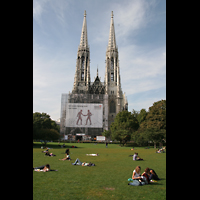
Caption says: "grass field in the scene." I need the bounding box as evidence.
[33,142,166,200]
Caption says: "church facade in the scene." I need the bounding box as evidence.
[60,11,128,140]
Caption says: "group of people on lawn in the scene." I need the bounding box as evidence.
[34,147,161,186]
[128,166,160,186]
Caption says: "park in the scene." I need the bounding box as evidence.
[33,142,166,200]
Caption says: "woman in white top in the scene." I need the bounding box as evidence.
[132,166,141,180]
[128,166,144,186]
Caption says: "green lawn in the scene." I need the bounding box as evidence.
[33,142,166,200]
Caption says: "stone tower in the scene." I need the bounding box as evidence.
[104,11,128,126]
[72,10,90,94]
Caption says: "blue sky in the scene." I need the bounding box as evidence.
[33,0,166,121]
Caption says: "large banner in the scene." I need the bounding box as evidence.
[65,103,103,128]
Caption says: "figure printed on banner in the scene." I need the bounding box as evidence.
[76,109,92,125]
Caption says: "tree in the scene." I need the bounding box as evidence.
[110,110,139,145]
[33,112,61,144]
[33,112,52,132]
[132,109,139,118]
[136,109,147,124]
[138,100,166,148]
[131,131,148,147]
[38,129,60,146]
[102,130,111,141]
[112,129,131,146]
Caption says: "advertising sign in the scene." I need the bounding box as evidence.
[96,136,105,141]
[65,103,103,128]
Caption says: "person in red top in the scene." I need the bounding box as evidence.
[141,167,150,184]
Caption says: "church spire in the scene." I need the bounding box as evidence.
[79,10,89,49]
[107,11,117,50]
[72,10,90,94]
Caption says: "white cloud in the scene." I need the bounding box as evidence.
[33,0,49,25]
[119,44,166,96]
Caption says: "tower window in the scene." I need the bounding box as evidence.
[111,58,114,69]
[81,57,84,69]
[111,73,114,81]
[81,72,84,81]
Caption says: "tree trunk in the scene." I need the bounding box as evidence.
[154,142,156,149]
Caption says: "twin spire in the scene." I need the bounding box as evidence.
[79,10,116,50]
[74,10,120,95]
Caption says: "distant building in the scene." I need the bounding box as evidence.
[60,11,128,140]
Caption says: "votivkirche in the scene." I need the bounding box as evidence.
[60,11,128,140]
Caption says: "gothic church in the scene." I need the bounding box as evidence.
[60,11,128,139]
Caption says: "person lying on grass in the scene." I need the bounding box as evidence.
[33,164,58,172]
[156,148,165,153]
[45,151,56,156]
[71,158,95,166]
[42,147,49,153]
[86,154,99,156]
[59,153,71,161]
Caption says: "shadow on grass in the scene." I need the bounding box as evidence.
[149,182,163,185]
[33,143,84,149]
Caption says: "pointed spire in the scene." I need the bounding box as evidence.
[97,65,98,76]
[107,11,117,50]
[79,10,88,48]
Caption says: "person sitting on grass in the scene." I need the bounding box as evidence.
[133,153,143,161]
[71,158,95,166]
[59,153,71,161]
[128,166,145,186]
[33,164,58,172]
[149,169,160,180]
[141,168,150,184]
[65,148,70,154]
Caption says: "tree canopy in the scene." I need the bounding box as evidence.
[109,100,166,147]
[33,112,60,145]
[110,110,139,145]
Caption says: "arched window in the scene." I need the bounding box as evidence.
[111,57,114,69]
[110,100,116,113]
[81,72,84,81]
[81,56,85,69]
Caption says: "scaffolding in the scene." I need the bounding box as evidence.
[60,93,108,140]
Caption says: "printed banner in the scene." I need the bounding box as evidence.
[65,103,103,128]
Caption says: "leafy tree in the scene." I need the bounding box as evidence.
[33,112,51,131]
[102,130,111,141]
[138,100,166,148]
[38,129,60,146]
[131,131,148,147]
[110,111,139,145]
[132,109,139,118]
[112,129,131,146]
[33,112,60,144]
[136,109,147,124]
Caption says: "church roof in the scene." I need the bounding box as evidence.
[89,68,105,94]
